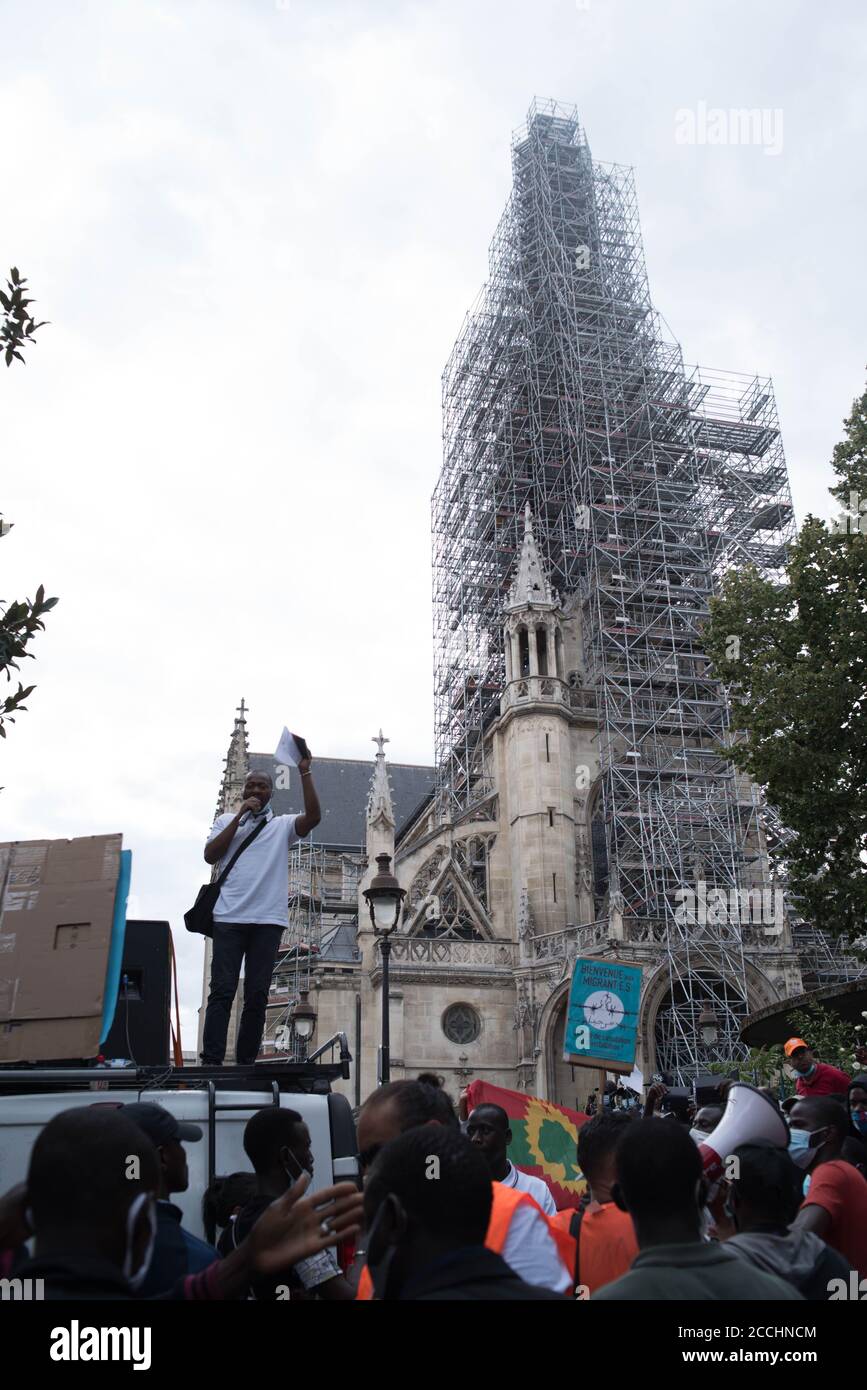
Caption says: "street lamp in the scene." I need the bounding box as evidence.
[290,988,317,1059]
[698,1008,718,1048]
[363,852,406,1084]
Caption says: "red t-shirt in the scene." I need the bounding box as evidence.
[802,1160,867,1277]
[795,1062,852,1097]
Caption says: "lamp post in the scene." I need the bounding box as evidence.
[363,852,406,1085]
[698,1008,719,1049]
[290,988,317,1061]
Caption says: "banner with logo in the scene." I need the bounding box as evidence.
[564,956,642,1073]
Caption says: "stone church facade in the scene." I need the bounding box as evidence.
[198,512,802,1109]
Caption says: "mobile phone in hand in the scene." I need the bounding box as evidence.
[293,733,312,762]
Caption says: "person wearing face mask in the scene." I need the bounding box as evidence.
[846,1074,867,1151]
[790,1097,867,1278]
[2,1106,363,1300]
[591,1119,803,1300]
[231,1106,355,1300]
[720,1140,852,1300]
[200,760,321,1067]
[120,1102,219,1297]
[784,1038,851,1098]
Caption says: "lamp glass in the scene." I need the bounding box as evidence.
[371,894,400,932]
[293,1016,315,1040]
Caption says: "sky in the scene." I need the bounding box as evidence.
[2,0,865,1048]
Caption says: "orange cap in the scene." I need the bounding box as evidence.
[784,1037,809,1057]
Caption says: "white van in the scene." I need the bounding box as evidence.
[0,1064,359,1244]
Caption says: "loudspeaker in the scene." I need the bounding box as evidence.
[101,920,171,1066]
[698,1082,789,1181]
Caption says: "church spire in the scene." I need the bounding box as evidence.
[504,504,558,612]
[365,728,396,866]
[367,729,395,830]
[217,697,250,815]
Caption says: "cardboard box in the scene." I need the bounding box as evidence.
[0,834,124,1062]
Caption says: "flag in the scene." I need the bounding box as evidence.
[466,1080,588,1210]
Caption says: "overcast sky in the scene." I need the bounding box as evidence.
[2,0,865,1047]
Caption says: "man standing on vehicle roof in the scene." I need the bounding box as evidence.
[200,757,321,1067]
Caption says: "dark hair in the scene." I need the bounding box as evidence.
[417,1072,445,1089]
[242,1107,303,1173]
[364,1079,459,1132]
[468,1103,509,1131]
[729,1140,802,1224]
[365,1127,492,1246]
[576,1110,634,1182]
[615,1118,702,1218]
[203,1171,259,1229]
[792,1097,849,1137]
[28,1106,160,1239]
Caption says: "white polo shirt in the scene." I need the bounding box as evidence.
[500,1161,558,1217]
[207,807,302,928]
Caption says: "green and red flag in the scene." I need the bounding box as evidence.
[467,1080,588,1211]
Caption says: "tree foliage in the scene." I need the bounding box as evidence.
[1,268,56,743]
[703,378,867,944]
[713,1002,866,1093]
[0,266,48,366]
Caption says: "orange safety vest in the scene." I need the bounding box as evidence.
[355,1182,574,1299]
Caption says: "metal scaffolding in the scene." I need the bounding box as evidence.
[262,841,326,1060]
[432,98,860,1079]
[261,843,364,1060]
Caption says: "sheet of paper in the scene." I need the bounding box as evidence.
[275,726,303,767]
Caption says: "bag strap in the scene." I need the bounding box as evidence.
[569,1194,590,1288]
[213,815,269,890]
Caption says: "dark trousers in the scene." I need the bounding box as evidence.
[201,922,284,1065]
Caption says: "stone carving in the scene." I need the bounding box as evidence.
[517,887,534,941]
[514,978,542,1041]
[388,938,515,969]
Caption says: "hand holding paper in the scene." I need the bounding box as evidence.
[275,727,311,768]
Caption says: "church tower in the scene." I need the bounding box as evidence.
[500,506,577,936]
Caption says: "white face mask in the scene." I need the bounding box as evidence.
[123,1193,158,1291]
[689,1128,710,1146]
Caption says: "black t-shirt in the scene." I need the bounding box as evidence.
[221,1196,304,1300]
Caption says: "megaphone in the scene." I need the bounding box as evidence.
[698,1082,789,1182]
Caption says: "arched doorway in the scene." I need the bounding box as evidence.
[548,995,596,1112]
[653,971,749,1079]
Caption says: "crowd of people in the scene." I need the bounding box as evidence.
[1,1043,865,1302]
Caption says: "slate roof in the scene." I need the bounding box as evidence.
[319,921,362,963]
[248,752,436,851]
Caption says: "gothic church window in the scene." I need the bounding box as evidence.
[442,1003,482,1045]
[419,879,485,940]
[518,627,530,676]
